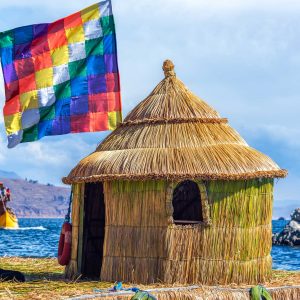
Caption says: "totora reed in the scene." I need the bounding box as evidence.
[63,60,287,285]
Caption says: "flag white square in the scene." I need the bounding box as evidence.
[84,20,103,40]
[38,87,56,107]
[21,109,40,129]
[53,64,70,85]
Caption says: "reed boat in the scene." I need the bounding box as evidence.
[0,209,19,229]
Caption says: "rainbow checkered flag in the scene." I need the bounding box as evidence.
[0,1,122,148]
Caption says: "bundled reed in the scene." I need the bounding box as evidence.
[63,60,287,286]
[63,61,286,184]
[98,179,274,285]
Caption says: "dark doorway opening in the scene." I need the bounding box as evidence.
[82,182,105,279]
[172,180,203,225]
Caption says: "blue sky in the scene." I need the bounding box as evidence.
[0,0,299,217]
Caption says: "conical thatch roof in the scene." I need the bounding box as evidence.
[63,60,287,184]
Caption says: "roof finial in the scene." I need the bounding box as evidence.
[163,60,176,78]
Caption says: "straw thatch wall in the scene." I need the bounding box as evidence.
[99,178,273,284]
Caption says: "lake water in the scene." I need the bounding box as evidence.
[0,219,299,271]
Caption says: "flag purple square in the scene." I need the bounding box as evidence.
[52,116,71,135]
[104,54,118,73]
[3,63,18,83]
[70,95,89,115]
[88,75,107,94]
[33,24,49,39]
[14,42,32,60]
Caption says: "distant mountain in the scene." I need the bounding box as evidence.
[0,178,70,218]
[0,170,21,180]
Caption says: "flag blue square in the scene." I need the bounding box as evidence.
[87,55,106,75]
[14,25,34,45]
[71,76,89,96]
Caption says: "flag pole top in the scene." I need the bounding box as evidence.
[163,59,176,78]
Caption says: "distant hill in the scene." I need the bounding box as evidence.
[0,170,21,180]
[0,177,70,218]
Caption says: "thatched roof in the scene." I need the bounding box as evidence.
[63,60,287,184]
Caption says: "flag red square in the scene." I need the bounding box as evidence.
[3,95,21,115]
[5,80,19,101]
[64,12,83,29]
[106,73,120,92]
[19,73,36,94]
[31,36,50,56]
[48,19,65,34]
[14,57,35,79]
[71,113,90,133]
[88,93,108,113]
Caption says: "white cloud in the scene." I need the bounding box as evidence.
[0,0,299,215]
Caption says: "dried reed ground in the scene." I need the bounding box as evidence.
[0,258,299,300]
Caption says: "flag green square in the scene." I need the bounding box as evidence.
[0,30,14,48]
[68,59,87,79]
[100,16,115,36]
[54,81,71,100]
[85,39,104,56]
[40,105,56,121]
[22,125,38,142]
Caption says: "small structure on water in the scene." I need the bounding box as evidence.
[63,60,287,284]
[0,182,18,229]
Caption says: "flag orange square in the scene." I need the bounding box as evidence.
[33,52,53,71]
[48,31,68,50]
[91,112,108,131]
[107,92,121,111]
[19,73,36,94]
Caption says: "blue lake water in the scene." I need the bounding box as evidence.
[0,219,299,271]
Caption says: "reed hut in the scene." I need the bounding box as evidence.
[63,60,287,285]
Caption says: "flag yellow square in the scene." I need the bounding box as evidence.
[80,4,100,23]
[20,90,39,110]
[35,68,53,89]
[51,45,69,67]
[4,113,22,134]
[66,26,85,44]
[108,111,122,130]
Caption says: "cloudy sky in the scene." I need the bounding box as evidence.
[0,0,299,217]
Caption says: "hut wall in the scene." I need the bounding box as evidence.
[101,180,168,283]
[100,179,273,285]
[162,178,274,284]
